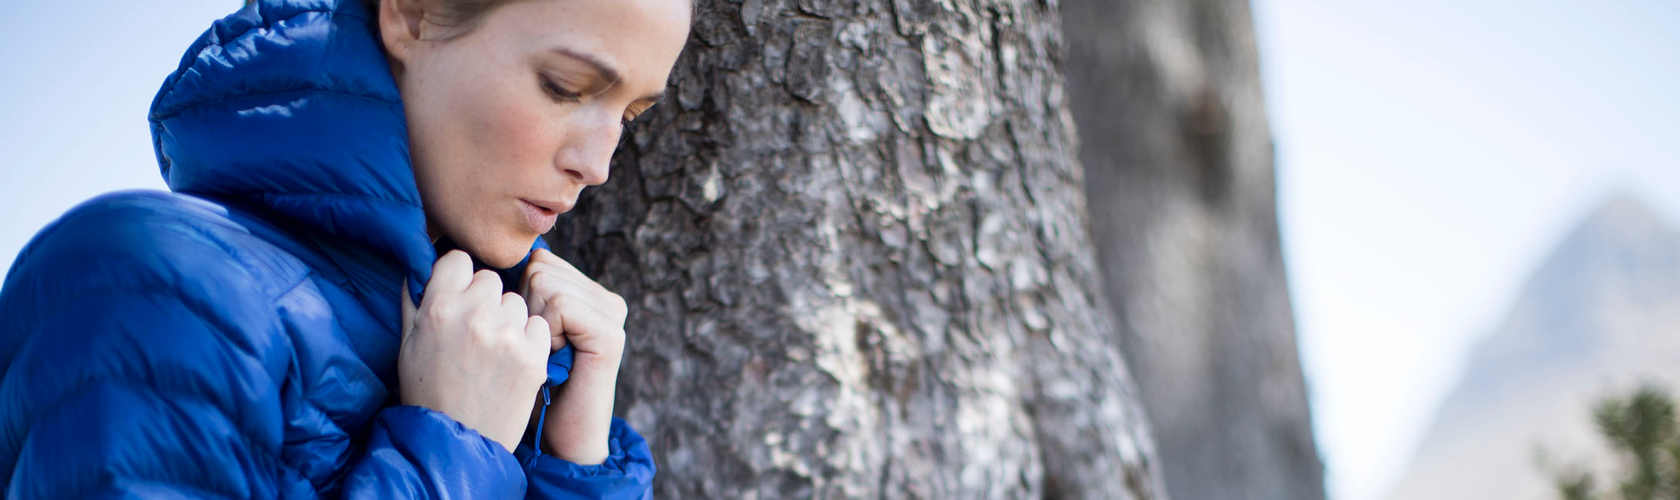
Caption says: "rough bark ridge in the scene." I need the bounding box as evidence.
[547,0,1165,497]
[1059,0,1326,499]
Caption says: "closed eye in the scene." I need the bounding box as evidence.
[539,75,581,103]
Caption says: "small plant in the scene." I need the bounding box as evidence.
[1545,384,1680,500]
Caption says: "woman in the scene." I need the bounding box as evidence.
[0,0,689,497]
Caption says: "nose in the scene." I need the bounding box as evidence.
[555,115,618,186]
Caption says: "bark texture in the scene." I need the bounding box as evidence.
[1059,0,1326,499]
[546,0,1166,498]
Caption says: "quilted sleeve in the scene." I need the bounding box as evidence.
[0,282,527,499]
[516,417,657,500]
[340,405,526,498]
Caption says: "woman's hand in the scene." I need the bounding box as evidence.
[399,250,551,453]
[521,248,628,465]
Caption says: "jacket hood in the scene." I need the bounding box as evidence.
[149,0,437,299]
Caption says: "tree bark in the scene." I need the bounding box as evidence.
[547,0,1166,498]
[1059,0,1327,499]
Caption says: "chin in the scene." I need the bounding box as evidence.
[460,232,537,269]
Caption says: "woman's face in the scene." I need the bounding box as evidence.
[381,0,690,268]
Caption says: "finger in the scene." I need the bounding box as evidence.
[546,266,620,303]
[464,269,505,305]
[423,250,475,307]
[551,298,622,348]
[532,272,627,326]
[521,249,551,297]
[551,327,569,353]
[524,272,549,313]
[527,269,629,356]
[526,270,602,311]
[540,301,567,352]
[520,265,535,299]
[524,315,553,353]
[557,302,613,335]
[501,292,528,327]
[529,248,589,282]
[529,247,562,267]
[525,272,570,339]
[535,290,568,350]
[526,257,622,317]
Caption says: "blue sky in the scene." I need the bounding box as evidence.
[1,2,1677,500]
[0,1,228,267]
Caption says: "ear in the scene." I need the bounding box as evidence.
[377,0,429,69]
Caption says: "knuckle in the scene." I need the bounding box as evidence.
[493,331,518,353]
[511,347,545,375]
[422,303,459,327]
[465,299,494,321]
[520,349,546,371]
[468,332,494,352]
[468,319,498,344]
[419,302,447,322]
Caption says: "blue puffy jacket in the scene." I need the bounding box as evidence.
[0,0,655,497]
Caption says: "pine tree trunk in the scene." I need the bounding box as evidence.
[1059,0,1327,499]
[547,0,1166,498]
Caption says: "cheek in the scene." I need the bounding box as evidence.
[467,90,557,184]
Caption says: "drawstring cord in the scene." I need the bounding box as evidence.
[530,345,574,460]
[533,385,552,458]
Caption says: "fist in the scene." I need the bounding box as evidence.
[520,248,628,362]
[399,250,551,452]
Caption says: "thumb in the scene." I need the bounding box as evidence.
[401,281,417,341]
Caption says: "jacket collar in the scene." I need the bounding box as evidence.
[149,0,534,303]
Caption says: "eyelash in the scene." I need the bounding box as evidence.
[539,75,581,103]
[541,75,639,127]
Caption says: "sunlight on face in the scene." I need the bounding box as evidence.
[388,0,691,267]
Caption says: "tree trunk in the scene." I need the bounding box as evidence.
[547,0,1166,498]
[1059,0,1327,499]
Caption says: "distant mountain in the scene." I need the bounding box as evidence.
[1387,197,1680,500]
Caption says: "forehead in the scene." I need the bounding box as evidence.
[476,0,691,86]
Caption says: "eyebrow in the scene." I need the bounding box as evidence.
[551,47,666,103]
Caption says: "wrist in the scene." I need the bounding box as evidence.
[539,351,619,465]
[540,393,612,464]
[572,349,623,372]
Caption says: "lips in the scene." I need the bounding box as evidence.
[523,198,570,214]
[519,199,564,234]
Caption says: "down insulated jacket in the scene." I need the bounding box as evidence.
[0,0,655,497]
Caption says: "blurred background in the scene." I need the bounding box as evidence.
[1253,1,1680,499]
[2,1,1677,499]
